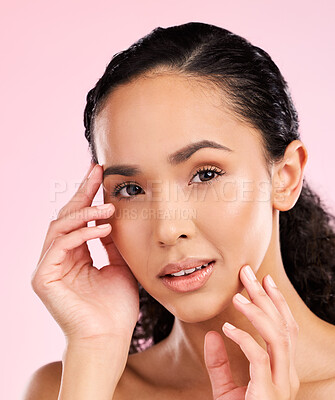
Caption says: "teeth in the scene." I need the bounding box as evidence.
[170,262,211,277]
[171,270,187,277]
[184,268,196,274]
[171,268,195,277]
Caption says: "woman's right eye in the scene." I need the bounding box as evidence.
[112,182,144,200]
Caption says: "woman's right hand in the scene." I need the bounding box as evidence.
[31,163,139,345]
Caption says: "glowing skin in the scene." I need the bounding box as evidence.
[95,74,273,321]
[93,73,335,393]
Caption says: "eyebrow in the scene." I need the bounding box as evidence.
[102,140,233,179]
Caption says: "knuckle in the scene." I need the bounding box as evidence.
[48,219,58,231]
[47,219,66,241]
[52,235,60,244]
[276,320,291,347]
[280,316,290,331]
[57,207,66,219]
[291,319,300,336]
[279,331,290,348]
[257,350,270,365]
[52,236,62,249]
[277,314,289,331]
[252,283,267,299]
[30,272,41,292]
[30,274,37,290]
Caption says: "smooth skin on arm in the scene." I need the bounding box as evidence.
[58,338,130,400]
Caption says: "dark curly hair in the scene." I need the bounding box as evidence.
[83,22,335,354]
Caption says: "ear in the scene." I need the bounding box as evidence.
[272,140,308,211]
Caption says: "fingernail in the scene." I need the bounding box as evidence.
[244,265,256,281]
[223,322,236,331]
[266,274,277,288]
[235,293,251,304]
[97,223,110,229]
[97,203,113,210]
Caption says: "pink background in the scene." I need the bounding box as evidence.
[1,1,334,398]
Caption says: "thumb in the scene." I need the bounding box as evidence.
[204,331,237,399]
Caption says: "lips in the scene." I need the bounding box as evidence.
[158,257,216,277]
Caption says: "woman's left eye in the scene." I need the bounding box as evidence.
[190,166,226,184]
[111,166,226,200]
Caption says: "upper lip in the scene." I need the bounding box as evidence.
[158,257,215,277]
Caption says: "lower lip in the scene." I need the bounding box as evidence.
[160,261,215,293]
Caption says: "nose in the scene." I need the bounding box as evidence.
[155,222,192,246]
[150,182,197,246]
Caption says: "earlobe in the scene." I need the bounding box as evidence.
[272,140,308,211]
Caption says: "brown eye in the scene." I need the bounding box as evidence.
[190,166,225,184]
[112,182,144,200]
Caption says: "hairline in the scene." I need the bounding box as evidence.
[91,68,274,180]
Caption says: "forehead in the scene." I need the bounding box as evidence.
[93,73,264,165]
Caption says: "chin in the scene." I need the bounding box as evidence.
[167,292,232,324]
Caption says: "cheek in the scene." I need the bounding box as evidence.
[109,212,149,277]
[193,178,273,268]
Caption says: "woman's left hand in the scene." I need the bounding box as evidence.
[204,264,300,399]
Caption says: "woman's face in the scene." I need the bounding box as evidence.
[94,73,274,322]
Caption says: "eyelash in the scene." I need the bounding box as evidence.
[111,165,226,200]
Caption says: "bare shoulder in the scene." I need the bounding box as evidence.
[22,359,138,400]
[23,361,62,400]
[297,320,335,399]
[22,353,149,400]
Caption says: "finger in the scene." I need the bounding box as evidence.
[38,164,102,264]
[81,161,96,187]
[204,331,236,399]
[232,291,290,389]
[222,323,273,390]
[57,163,102,218]
[32,224,112,285]
[240,265,283,324]
[262,274,299,358]
[47,203,114,248]
[263,275,300,395]
[74,161,96,195]
[239,265,293,389]
[61,161,96,214]
[38,201,114,266]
